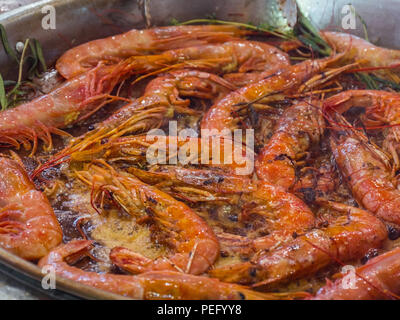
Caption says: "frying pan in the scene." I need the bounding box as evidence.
[0,0,398,299]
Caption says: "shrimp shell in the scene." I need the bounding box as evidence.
[0,156,62,260]
[57,25,250,79]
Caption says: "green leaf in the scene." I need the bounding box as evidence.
[0,74,8,111]
[27,39,38,78]
[170,18,180,26]
[295,9,332,56]
[34,39,47,72]
[0,24,19,64]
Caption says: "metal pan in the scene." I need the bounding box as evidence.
[0,0,398,299]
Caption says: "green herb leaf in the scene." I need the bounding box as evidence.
[0,24,19,64]
[34,39,47,72]
[0,74,8,111]
[294,10,332,56]
[27,39,38,78]
[170,18,180,26]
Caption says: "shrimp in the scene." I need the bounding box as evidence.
[78,39,290,138]
[0,156,62,260]
[65,134,255,202]
[75,162,219,275]
[237,182,316,250]
[311,247,400,300]
[77,135,313,252]
[56,25,250,79]
[127,166,254,202]
[4,40,288,155]
[210,202,386,287]
[322,31,400,79]
[200,54,352,133]
[32,70,236,177]
[38,240,293,300]
[255,100,325,189]
[323,90,400,169]
[329,112,400,226]
[0,64,127,154]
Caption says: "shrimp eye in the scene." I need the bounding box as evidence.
[387,224,400,240]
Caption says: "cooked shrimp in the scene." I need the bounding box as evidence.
[79,136,313,253]
[0,64,128,154]
[324,90,400,169]
[76,40,290,142]
[76,162,219,275]
[255,100,325,189]
[329,112,400,226]
[322,31,400,79]
[32,70,237,177]
[5,40,288,155]
[201,54,351,133]
[57,25,250,79]
[65,134,255,202]
[38,240,291,300]
[0,156,62,260]
[311,247,400,300]
[210,202,386,287]
[203,181,316,272]
[127,166,254,202]
[239,182,316,250]
[68,134,253,174]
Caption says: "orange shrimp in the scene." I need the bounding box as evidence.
[322,31,400,78]
[311,247,400,300]
[67,134,255,199]
[329,112,400,226]
[127,166,254,202]
[0,64,127,154]
[239,182,316,250]
[201,180,315,259]
[4,40,288,155]
[0,156,62,260]
[210,202,387,287]
[75,162,219,275]
[255,100,325,189]
[323,90,400,169]
[32,70,237,177]
[38,240,297,300]
[56,25,250,79]
[200,54,351,133]
[77,136,314,254]
[107,173,315,255]
[78,40,290,140]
